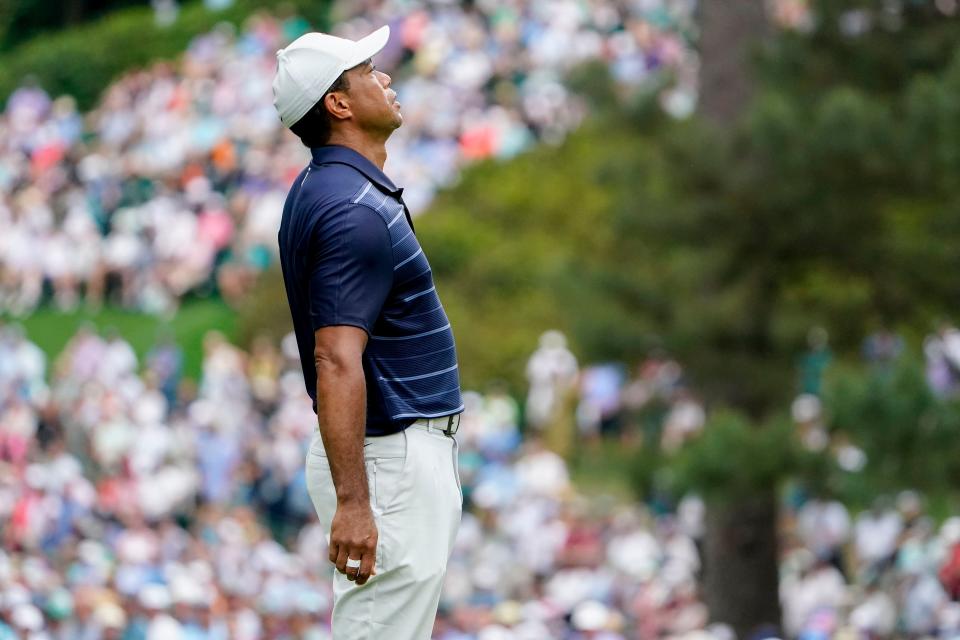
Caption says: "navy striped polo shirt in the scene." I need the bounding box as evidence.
[278,145,463,436]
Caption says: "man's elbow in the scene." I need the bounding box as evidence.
[313,325,367,378]
[313,347,358,377]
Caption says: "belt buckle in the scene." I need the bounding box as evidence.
[442,413,460,436]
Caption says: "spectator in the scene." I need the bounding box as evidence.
[854,501,904,580]
[799,326,832,397]
[796,498,850,575]
[862,327,904,370]
[525,330,579,431]
[925,322,960,397]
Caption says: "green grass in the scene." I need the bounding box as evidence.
[3,298,237,381]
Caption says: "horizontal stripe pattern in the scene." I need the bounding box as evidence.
[392,404,467,420]
[394,247,423,270]
[381,363,459,383]
[371,323,450,342]
[352,181,463,423]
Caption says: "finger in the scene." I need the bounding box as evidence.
[328,540,339,566]
[345,550,363,583]
[355,549,376,586]
[335,545,349,574]
[346,560,360,582]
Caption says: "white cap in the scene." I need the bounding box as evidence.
[273,26,390,128]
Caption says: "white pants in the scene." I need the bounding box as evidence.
[305,423,462,639]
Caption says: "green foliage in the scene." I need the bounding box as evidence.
[0,0,329,110]
[825,361,960,499]
[627,361,960,509]
[416,112,677,391]
[568,437,640,502]
[632,411,830,502]
[0,0,143,53]
[759,0,960,101]
[902,50,960,192]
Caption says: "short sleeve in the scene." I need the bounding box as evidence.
[307,204,393,334]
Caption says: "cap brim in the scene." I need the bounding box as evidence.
[346,25,390,69]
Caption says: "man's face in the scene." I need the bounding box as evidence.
[343,60,402,136]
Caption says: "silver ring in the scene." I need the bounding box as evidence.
[346,557,361,570]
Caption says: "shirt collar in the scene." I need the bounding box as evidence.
[310,145,403,198]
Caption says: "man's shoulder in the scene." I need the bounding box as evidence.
[302,160,372,206]
[282,162,373,232]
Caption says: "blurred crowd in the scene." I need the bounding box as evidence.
[0,321,706,640]
[0,0,697,316]
[0,14,304,317]
[524,329,704,452]
[779,491,960,640]
[6,323,960,638]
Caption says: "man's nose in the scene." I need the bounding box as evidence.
[376,70,392,88]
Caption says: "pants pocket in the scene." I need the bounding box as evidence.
[372,429,410,514]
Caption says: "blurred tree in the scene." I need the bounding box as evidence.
[636,4,960,633]
[762,0,960,100]
[0,0,332,52]
[699,0,770,124]
[695,1,780,625]
[1,0,139,52]
[825,361,960,503]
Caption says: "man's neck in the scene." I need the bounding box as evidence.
[326,131,388,170]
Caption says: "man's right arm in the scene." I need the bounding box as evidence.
[314,324,378,585]
[306,203,394,586]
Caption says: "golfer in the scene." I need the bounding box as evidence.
[273,26,464,639]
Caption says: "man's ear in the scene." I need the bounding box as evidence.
[324,91,351,122]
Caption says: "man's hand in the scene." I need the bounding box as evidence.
[329,500,378,585]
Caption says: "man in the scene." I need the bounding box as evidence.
[272,26,464,639]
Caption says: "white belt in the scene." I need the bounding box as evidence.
[410,413,461,436]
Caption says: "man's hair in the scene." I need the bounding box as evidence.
[289,72,351,148]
